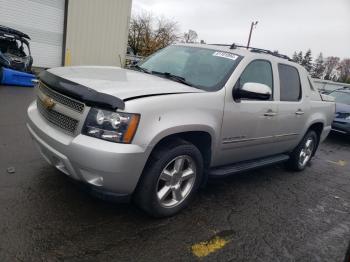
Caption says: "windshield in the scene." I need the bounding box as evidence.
[138,45,242,91]
[329,91,350,105]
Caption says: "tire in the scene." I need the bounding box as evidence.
[134,139,204,217]
[286,130,319,171]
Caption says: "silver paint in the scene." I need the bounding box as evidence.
[26,44,335,196]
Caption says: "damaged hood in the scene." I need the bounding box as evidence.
[47,66,203,100]
[0,25,30,40]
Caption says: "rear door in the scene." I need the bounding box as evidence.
[275,64,308,151]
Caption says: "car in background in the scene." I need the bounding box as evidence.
[0,25,33,73]
[329,87,350,135]
[125,46,143,68]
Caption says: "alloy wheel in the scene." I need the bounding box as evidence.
[298,137,315,168]
[156,155,197,208]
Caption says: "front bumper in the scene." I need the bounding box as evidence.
[27,101,149,198]
[332,120,350,135]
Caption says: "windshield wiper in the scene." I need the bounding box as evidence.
[151,71,194,87]
[131,65,151,74]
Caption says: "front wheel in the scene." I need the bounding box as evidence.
[286,130,318,171]
[134,139,204,217]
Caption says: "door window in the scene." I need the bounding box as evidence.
[239,60,273,93]
[278,64,302,101]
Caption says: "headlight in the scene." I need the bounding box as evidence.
[336,112,350,120]
[82,108,140,143]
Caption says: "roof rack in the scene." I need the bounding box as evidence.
[209,43,293,62]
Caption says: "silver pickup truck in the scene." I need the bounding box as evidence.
[27,44,334,217]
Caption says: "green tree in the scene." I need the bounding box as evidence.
[297,51,303,64]
[301,49,313,72]
[311,53,325,78]
[292,51,298,62]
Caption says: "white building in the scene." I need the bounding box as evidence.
[0,0,132,68]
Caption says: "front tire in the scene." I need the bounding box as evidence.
[134,139,204,217]
[287,130,318,171]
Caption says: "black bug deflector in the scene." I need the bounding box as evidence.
[39,70,125,110]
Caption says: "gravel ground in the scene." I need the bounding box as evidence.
[0,86,349,262]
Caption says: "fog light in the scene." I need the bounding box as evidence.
[81,170,104,187]
[53,157,69,176]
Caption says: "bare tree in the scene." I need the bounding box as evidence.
[128,13,179,57]
[323,56,340,80]
[183,29,198,43]
[128,13,154,56]
[339,58,350,83]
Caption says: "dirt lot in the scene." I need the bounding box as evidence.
[0,86,349,262]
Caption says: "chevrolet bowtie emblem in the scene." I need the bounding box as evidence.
[42,95,55,110]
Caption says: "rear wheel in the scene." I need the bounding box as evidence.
[134,139,203,217]
[286,130,318,171]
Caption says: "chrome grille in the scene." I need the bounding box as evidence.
[37,99,79,134]
[38,81,85,113]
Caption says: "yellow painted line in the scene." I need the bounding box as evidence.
[191,236,230,258]
[326,160,347,167]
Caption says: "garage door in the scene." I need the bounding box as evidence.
[0,0,65,68]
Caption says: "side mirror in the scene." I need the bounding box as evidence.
[235,82,272,100]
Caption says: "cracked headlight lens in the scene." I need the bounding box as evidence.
[82,108,140,143]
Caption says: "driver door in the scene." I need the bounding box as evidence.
[216,59,280,166]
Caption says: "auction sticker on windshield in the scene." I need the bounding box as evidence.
[213,52,238,61]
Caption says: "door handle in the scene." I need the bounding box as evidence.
[264,110,277,117]
[295,110,305,115]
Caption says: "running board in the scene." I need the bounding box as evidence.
[208,154,290,177]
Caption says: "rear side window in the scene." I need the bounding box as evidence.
[278,64,301,101]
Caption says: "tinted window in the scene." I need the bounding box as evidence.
[239,60,273,92]
[279,64,301,101]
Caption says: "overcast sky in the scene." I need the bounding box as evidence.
[132,0,350,59]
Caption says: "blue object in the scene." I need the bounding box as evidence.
[0,67,36,87]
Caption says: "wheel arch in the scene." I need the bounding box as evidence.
[303,111,327,141]
[136,129,214,192]
[148,130,214,169]
[305,121,324,156]
[307,122,324,138]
